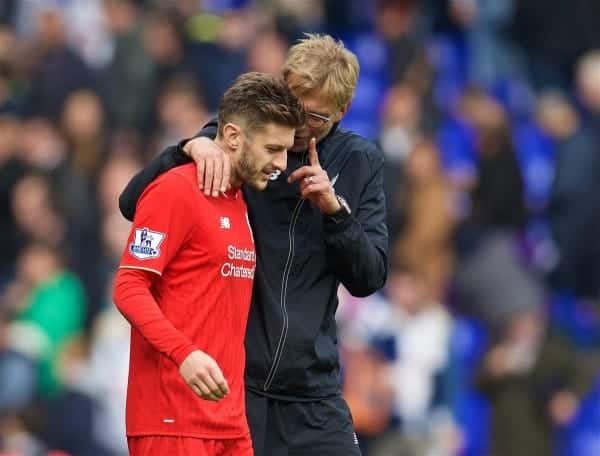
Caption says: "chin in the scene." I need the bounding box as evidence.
[247,178,268,191]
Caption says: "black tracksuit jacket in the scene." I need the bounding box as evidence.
[119,121,388,400]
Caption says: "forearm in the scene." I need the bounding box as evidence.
[118,119,219,221]
[324,217,388,296]
[119,144,190,221]
[324,161,389,296]
[113,269,197,365]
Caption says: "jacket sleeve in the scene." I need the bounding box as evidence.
[323,149,388,297]
[118,119,219,221]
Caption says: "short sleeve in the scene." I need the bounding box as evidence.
[119,173,195,275]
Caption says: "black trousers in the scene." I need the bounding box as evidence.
[246,388,362,456]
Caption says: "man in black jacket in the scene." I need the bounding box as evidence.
[119,34,388,456]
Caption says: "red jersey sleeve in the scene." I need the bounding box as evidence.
[115,172,198,366]
[113,268,197,365]
[119,172,195,276]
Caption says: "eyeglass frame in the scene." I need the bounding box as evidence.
[305,111,332,127]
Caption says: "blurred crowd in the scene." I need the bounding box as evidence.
[0,0,599,455]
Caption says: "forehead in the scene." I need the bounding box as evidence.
[295,90,336,114]
[251,122,295,145]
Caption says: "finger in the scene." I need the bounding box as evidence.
[216,378,229,396]
[192,380,211,398]
[298,174,319,194]
[194,379,223,401]
[200,373,225,398]
[190,383,205,398]
[204,159,214,196]
[191,386,219,401]
[288,165,320,184]
[212,157,223,197]
[208,365,229,396]
[301,182,330,200]
[197,157,206,191]
[308,137,320,167]
[221,153,231,193]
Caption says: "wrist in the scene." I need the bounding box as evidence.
[324,194,351,224]
[177,137,194,158]
[322,198,342,215]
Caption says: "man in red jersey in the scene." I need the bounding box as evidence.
[112,72,304,456]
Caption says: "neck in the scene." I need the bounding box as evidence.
[214,137,242,189]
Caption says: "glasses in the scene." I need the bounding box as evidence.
[306,111,332,128]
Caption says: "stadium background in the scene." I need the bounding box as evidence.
[0,0,599,454]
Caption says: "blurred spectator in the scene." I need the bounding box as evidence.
[510,0,592,89]
[0,410,48,456]
[375,0,423,82]
[61,89,106,178]
[11,173,66,249]
[475,309,597,456]
[142,10,188,90]
[17,118,99,317]
[184,8,250,110]
[342,263,455,456]
[247,28,288,75]
[88,304,131,455]
[27,6,96,120]
[6,242,86,399]
[153,75,209,152]
[393,139,456,299]
[456,88,526,249]
[104,0,157,130]
[0,1,17,25]
[0,2,598,454]
[0,110,26,285]
[65,0,114,69]
[263,0,324,39]
[379,83,420,242]
[97,155,141,216]
[454,230,545,333]
[538,92,600,296]
[0,307,36,414]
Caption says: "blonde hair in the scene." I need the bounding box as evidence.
[283,33,359,110]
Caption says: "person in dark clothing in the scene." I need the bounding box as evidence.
[119,34,388,456]
[475,309,597,456]
[27,8,96,121]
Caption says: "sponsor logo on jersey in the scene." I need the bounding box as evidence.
[220,217,231,229]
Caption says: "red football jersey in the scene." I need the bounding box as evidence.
[117,163,255,439]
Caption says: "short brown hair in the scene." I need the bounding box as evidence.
[217,72,305,137]
[283,34,359,110]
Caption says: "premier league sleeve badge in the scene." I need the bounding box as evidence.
[129,227,166,260]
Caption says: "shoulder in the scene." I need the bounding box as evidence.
[141,163,199,202]
[333,128,384,168]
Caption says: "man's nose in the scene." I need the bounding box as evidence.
[272,150,287,171]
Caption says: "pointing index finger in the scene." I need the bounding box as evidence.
[308,137,320,167]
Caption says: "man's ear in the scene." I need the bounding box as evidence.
[336,103,351,121]
[222,122,241,150]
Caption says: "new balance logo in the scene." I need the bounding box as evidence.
[220,217,231,229]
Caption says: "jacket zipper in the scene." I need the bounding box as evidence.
[263,153,307,391]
